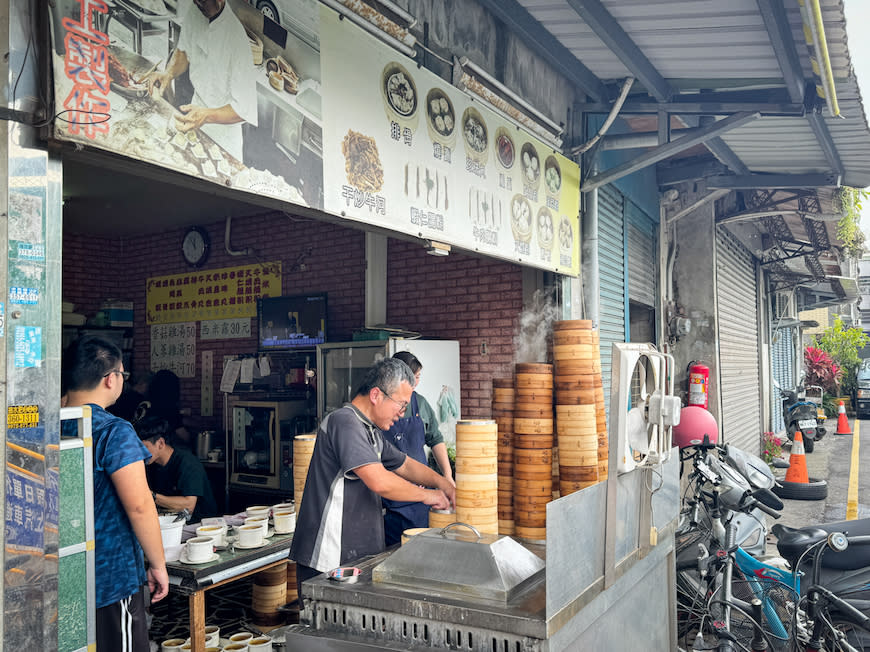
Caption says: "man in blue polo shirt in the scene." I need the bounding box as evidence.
[63,337,169,652]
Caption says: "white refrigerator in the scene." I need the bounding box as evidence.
[316,339,461,445]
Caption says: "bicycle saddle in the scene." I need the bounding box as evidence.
[773,522,870,571]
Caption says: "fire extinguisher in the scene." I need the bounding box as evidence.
[687,361,710,409]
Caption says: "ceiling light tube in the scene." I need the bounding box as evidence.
[321,0,417,58]
[457,56,563,140]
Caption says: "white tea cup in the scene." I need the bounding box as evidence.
[272,502,294,513]
[228,631,254,646]
[184,536,214,563]
[161,639,186,651]
[247,635,272,652]
[245,505,270,518]
[272,510,295,534]
[245,515,270,537]
[222,645,247,652]
[237,524,264,547]
[204,625,220,643]
[196,525,225,547]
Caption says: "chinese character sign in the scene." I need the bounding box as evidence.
[61,0,111,139]
[146,262,282,324]
[150,323,197,378]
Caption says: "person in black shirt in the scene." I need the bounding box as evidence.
[135,415,218,523]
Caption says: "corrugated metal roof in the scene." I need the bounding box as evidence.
[515,0,870,188]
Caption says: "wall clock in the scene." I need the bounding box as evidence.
[182,226,210,268]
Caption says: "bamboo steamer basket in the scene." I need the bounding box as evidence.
[553,331,595,345]
[401,527,429,545]
[558,450,599,466]
[514,464,552,481]
[559,466,598,482]
[513,433,554,449]
[513,406,553,419]
[492,389,515,402]
[557,435,599,452]
[514,448,553,465]
[556,404,596,417]
[513,418,554,435]
[456,420,498,441]
[554,389,597,405]
[514,510,547,528]
[455,458,498,474]
[552,344,599,361]
[553,319,593,331]
[515,525,547,542]
[493,377,515,388]
[252,561,288,626]
[293,433,317,511]
[560,480,596,496]
[515,362,553,375]
[499,519,515,535]
[455,471,498,488]
[457,440,498,457]
[429,508,457,528]
[515,374,553,389]
[514,389,553,405]
[455,492,498,508]
[556,360,602,374]
[513,478,552,496]
[554,374,601,390]
[286,561,298,606]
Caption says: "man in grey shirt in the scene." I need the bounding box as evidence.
[290,358,454,594]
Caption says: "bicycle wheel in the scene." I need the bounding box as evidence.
[826,618,870,651]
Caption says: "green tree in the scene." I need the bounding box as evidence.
[814,315,869,398]
[836,187,867,258]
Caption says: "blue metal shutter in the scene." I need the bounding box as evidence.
[626,200,657,308]
[598,185,626,416]
[770,327,794,433]
[716,228,762,455]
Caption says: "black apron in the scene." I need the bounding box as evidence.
[381,393,430,527]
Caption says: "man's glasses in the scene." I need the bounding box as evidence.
[104,369,131,381]
[378,388,409,412]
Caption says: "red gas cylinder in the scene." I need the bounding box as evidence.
[688,362,710,409]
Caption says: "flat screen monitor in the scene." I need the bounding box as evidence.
[258,293,327,351]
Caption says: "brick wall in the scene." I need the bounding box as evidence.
[63,215,525,425]
[386,239,524,417]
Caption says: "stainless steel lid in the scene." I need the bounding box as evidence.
[372,522,545,602]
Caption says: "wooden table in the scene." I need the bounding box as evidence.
[165,532,293,652]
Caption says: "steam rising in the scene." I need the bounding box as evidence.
[514,290,560,363]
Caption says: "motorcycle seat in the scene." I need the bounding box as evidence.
[772,523,828,565]
[773,521,870,571]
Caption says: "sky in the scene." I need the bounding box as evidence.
[842,3,870,240]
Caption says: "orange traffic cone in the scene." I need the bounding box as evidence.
[836,401,852,435]
[784,431,809,484]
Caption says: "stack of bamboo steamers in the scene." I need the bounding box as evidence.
[488,320,609,543]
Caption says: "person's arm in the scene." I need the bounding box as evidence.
[144,49,189,98]
[393,455,455,504]
[175,103,243,132]
[354,462,451,509]
[431,442,455,486]
[153,492,197,514]
[111,462,169,602]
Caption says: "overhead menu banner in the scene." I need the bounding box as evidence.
[48,0,580,274]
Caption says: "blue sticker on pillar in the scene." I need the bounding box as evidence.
[5,463,45,550]
[9,287,39,305]
[14,326,41,368]
[15,242,45,261]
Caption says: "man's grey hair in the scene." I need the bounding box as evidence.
[355,358,415,397]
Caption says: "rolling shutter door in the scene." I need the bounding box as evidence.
[626,200,656,308]
[598,185,626,415]
[716,228,762,454]
[770,327,794,433]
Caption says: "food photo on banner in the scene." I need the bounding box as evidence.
[48,0,324,209]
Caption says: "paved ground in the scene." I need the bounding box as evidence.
[773,414,867,531]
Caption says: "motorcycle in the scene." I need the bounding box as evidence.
[781,384,826,453]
